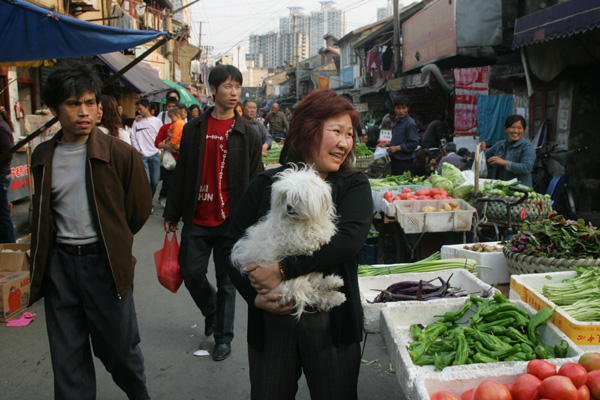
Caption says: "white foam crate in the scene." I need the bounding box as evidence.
[359,269,496,333]
[509,271,600,352]
[371,184,425,213]
[380,299,583,399]
[394,199,476,233]
[441,242,510,285]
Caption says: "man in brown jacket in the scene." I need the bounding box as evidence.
[263,102,289,142]
[29,62,152,400]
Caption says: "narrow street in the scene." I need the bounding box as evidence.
[0,198,401,400]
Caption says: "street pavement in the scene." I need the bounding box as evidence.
[2,195,403,400]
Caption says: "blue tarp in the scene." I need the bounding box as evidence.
[0,0,167,63]
[477,95,513,147]
[513,0,600,48]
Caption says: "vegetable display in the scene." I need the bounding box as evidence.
[464,243,504,252]
[382,187,453,202]
[482,180,549,200]
[430,353,600,400]
[369,171,426,186]
[355,142,374,156]
[508,212,600,259]
[408,292,564,370]
[541,267,600,321]
[357,252,482,277]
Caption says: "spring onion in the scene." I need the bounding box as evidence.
[357,252,484,277]
[562,299,600,321]
[542,267,600,306]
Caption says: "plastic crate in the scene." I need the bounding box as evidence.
[394,199,476,233]
[370,185,425,213]
[358,236,378,265]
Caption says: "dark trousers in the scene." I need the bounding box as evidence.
[44,247,149,400]
[159,167,173,199]
[179,222,236,344]
[0,174,15,243]
[248,311,361,400]
[391,157,414,176]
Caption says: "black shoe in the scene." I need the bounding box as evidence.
[212,343,231,361]
[204,314,217,337]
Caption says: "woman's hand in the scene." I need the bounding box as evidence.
[243,261,282,294]
[254,292,294,315]
[488,156,507,166]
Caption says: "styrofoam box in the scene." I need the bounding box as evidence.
[510,271,600,352]
[380,299,583,399]
[359,269,497,333]
[394,199,476,233]
[371,185,425,213]
[441,242,510,285]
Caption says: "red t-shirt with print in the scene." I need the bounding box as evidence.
[193,115,234,227]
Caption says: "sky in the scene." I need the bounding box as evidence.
[189,0,406,56]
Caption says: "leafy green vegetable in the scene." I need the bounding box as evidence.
[508,212,600,259]
[453,182,474,202]
[482,180,549,199]
[368,171,425,186]
[355,143,374,156]
[430,174,454,196]
[441,163,466,187]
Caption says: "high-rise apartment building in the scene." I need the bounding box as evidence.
[309,2,344,55]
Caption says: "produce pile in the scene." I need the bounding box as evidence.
[369,171,427,186]
[542,267,600,321]
[408,292,567,370]
[508,212,600,259]
[431,353,600,400]
[382,188,453,203]
[482,180,550,200]
[464,243,504,252]
[261,141,282,164]
[355,142,373,156]
[420,201,463,213]
[430,163,474,201]
[358,252,481,277]
[369,273,484,303]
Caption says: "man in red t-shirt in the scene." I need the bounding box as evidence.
[163,65,263,361]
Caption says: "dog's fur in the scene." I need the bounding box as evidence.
[230,164,346,318]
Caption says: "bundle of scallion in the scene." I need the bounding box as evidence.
[542,267,600,306]
[357,252,480,277]
[562,299,600,321]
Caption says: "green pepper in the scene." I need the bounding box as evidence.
[527,308,554,344]
[507,352,529,361]
[410,324,424,341]
[437,299,473,322]
[477,331,511,351]
[433,353,446,370]
[506,326,537,348]
[410,338,434,362]
[520,343,534,354]
[497,336,513,344]
[493,291,510,303]
[554,340,569,358]
[535,345,548,359]
[413,354,435,365]
[480,302,517,317]
[474,317,515,332]
[473,352,499,363]
[543,343,555,358]
[491,344,522,360]
[428,340,455,354]
[470,299,492,325]
[484,310,530,327]
[489,326,508,336]
[475,341,494,357]
[452,333,469,366]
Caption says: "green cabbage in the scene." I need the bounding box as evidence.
[453,182,474,202]
[430,174,454,195]
[441,162,466,187]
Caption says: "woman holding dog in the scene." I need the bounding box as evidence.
[223,89,373,400]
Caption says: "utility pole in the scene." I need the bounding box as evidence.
[293,14,300,100]
[393,0,401,78]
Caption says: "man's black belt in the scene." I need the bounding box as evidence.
[57,242,102,256]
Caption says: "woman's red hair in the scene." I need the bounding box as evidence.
[279,89,359,172]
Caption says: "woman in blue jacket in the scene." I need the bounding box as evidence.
[481,115,536,187]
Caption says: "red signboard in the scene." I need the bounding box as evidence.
[402,0,457,72]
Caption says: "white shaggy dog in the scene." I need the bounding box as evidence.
[230,164,346,318]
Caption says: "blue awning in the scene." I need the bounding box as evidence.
[0,0,167,63]
[513,0,600,48]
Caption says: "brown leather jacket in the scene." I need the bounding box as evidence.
[164,107,263,225]
[29,128,152,304]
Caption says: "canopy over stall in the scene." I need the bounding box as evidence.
[97,52,170,95]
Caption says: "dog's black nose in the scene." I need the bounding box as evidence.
[287,204,298,215]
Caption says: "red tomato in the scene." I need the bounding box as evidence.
[430,391,461,400]
[539,375,577,400]
[511,374,541,400]
[440,189,449,196]
[576,384,590,400]
[579,353,600,372]
[586,370,600,398]
[415,188,431,197]
[383,191,394,202]
[528,360,558,380]
[402,188,413,193]
[392,195,402,202]
[416,195,428,200]
[433,194,443,199]
[430,188,442,196]
[461,388,476,400]
[558,363,588,388]
[399,192,410,200]
[474,380,511,400]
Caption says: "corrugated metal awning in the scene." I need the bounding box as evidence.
[513,0,600,48]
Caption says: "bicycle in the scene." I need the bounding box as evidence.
[474,186,529,241]
[532,145,587,219]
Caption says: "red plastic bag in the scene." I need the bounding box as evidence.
[154,232,183,293]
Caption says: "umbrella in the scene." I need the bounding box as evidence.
[157,79,202,107]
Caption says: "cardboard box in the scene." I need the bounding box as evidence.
[380,298,583,399]
[509,271,600,351]
[0,271,31,322]
[0,243,30,272]
[441,242,510,285]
